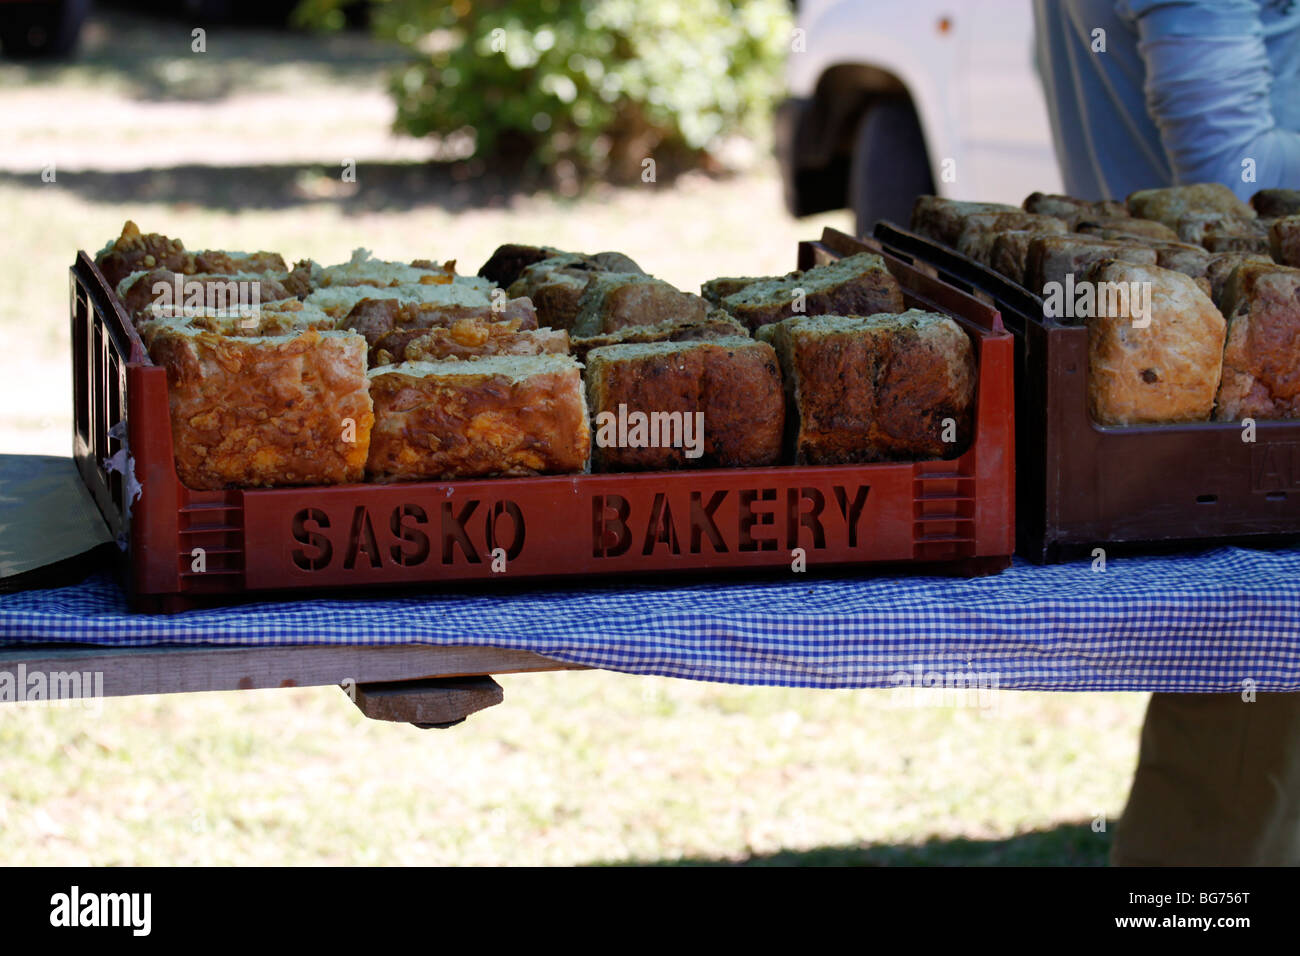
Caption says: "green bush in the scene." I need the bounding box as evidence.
[295,0,794,181]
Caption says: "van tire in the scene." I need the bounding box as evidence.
[849,98,935,237]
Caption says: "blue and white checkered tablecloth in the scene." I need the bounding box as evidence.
[1,546,1299,692]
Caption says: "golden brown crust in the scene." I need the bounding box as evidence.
[1252,189,1300,218]
[1084,262,1225,425]
[1214,263,1300,419]
[366,360,590,480]
[96,221,193,288]
[148,328,373,490]
[342,296,538,365]
[954,213,1067,265]
[584,339,784,471]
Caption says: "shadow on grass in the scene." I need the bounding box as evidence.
[3,3,403,102]
[0,161,553,212]
[593,822,1112,867]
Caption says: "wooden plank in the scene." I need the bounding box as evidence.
[350,676,504,728]
[0,644,584,702]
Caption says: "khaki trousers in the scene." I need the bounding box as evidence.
[1111,692,1300,866]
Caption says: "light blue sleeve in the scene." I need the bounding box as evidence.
[1118,0,1300,196]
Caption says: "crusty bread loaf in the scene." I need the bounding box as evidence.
[1076,216,1179,242]
[1024,235,1159,295]
[1083,261,1225,425]
[719,252,905,331]
[987,231,1061,285]
[1022,192,1128,224]
[954,212,1067,264]
[1205,252,1274,308]
[1126,183,1256,229]
[570,273,709,337]
[570,309,748,361]
[757,310,975,464]
[701,275,793,306]
[909,197,1020,245]
[1214,262,1300,420]
[117,268,298,324]
[401,322,569,363]
[1268,216,1300,267]
[305,281,492,320]
[1152,241,1212,279]
[341,295,538,366]
[138,299,337,347]
[584,337,784,471]
[1175,213,1269,253]
[477,243,565,287]
[147,324,373,489]
[366,354,590,481]
[1251,188,1300,219]
[506,255,598,330]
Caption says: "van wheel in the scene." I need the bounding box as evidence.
[849,98,935,237]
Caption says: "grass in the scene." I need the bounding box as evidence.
[0,6,1149,866]
[0,675,1144,866]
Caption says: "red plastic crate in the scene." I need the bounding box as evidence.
[70,234,1015,613]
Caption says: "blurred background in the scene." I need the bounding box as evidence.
[0,0,1128,867]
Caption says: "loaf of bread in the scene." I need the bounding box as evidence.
[1076,216,1180,242]
[719,252,905,331]
[401,322,569,363]
[1214,262,1300,420]
[366,355,590,481]
[1268,216,1300,267]
[1251,188,1300,218]
[910,197,1020,245]
[138,299,337,347]
[1022,192,1128,224]
[1024,235,1159,295]
[1205,252,1273,308]
[96,221,293,291]
[584,338,784,471]
[1175,213,1268,252]
[954,212,1067,264]
[506,255,600,330]
[570,273,709,337]
[1126,183,1256,229]
[570,310,748,361]
[305,278,493,319]
[146,324,373,490]
[701,275,794,306]
[757,310,975,464]
[117,268,299,324]
[477,243,564,287]
[987,231,1062,285]
[1152,241,1212,279]
[341,295,538,365]
[1083,261,1225,425]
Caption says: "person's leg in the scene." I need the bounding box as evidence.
[1111,692,1300,866]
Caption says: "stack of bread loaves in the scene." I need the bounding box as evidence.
[95,221,979,490]
[910,184,1300,426]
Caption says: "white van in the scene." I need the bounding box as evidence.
[775,0,1062,234]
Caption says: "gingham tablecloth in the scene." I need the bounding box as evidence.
[1,546,1299,692]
